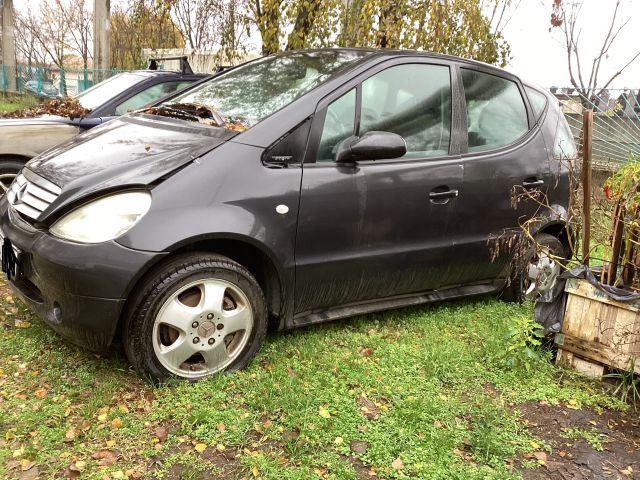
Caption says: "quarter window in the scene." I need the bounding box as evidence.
[525,86,547,120]
[316,63,452,162]
[462,70,528,153]
[317,89,356,161]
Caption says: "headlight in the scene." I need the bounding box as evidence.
[50,191,151,244]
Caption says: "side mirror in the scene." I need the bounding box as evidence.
[335,131,407,163]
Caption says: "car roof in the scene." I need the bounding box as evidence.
[269,47,517,79]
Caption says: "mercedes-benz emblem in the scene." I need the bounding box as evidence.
[14,183,28,204]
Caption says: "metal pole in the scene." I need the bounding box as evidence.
[1,0,17,92]
[93,0,111,80]
[582,109,593,266]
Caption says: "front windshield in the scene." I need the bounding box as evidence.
[166,50,370,127]
[75,72,148,110]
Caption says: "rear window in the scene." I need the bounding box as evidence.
[462,69,529,153]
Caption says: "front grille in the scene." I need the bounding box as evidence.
[7,169,62,221]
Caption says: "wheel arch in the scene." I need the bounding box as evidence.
[118,235,285,345]
[0,154,31,164]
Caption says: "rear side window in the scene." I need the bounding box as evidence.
[554,114,578,160]
[462,69,528,153]
[525,86,547,120]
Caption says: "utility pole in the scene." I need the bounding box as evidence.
[1,0,17,92]
[93,0,111,80]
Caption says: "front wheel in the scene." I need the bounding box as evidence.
[502,233,566,303]
[123,253,267,382]
[0,159,25,196]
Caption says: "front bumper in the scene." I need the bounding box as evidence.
[0,200,166,352]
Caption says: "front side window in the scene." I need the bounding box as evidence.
[316,63,452,161]
[115,81,193,115]
[462,69,529,153]
[75,72,148,110]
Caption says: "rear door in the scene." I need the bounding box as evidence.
[294,59,465,315]
[446,66,549,285]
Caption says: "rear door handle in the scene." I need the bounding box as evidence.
[522,179,545,189]
[429,189,459,201]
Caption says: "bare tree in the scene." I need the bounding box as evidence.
[63,0,93,69]
[172,0,222,49]
[14,13,50,68]
[551,0,640,101]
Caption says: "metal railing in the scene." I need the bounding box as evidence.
[0,65,121,97]
[552,87,640,166]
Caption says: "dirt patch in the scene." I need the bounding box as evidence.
[517,401,640,479]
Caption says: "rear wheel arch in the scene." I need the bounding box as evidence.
[536,222,572,259]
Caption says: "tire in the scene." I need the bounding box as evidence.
[502,233,566,303]
[123,253,267,382]
[0,158,26,196]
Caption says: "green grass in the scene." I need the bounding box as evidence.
[0,282,623,479]
[0,94,40,113]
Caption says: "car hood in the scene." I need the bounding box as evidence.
[27,113,236,217]
[0,115,76,126]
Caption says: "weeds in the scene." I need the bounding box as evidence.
[603,357,640,407]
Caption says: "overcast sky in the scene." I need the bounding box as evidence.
[503,0,640,89]
[15,0,640,89]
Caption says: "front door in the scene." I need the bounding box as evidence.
[294,61,464,315]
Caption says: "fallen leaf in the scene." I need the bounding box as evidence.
[111,418,123,429]
[621,466,633,476]
[194,443,207,452]
[318,406,331,418]
[144,144,151,152]
[34,388,48,399]
[391,457,404,471]
[350,440,368,454]
[217,423,225,433]
[334,436,343,445]
[533,451,547,463]
[64,428,76,443]
[359,347,374,357]
[20,459,34,471]
[252,465,260,477]
[155,426,168,443]
[92,450,118,466]
[20,466,39,480]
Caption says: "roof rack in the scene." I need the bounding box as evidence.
[148,56,194,75]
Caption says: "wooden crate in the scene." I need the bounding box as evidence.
[555,278,640,377]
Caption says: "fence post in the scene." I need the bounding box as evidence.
[59,67,66,96]
[582,109,593,266]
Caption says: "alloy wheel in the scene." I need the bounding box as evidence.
[152,278,253,379]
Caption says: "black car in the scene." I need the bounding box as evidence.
[0,49,576,381]
[0,58,207,191]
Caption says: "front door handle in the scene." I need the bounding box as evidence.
[522,179,545,189]
[429,188,459,204]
